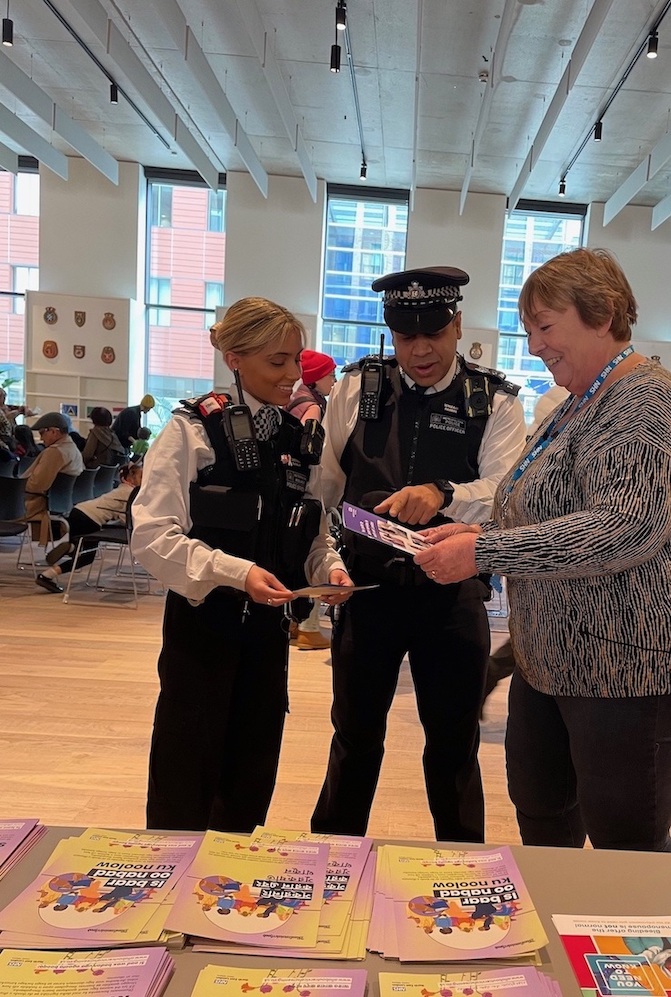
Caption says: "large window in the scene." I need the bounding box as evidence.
[320,187,409,369]
[0,169,39,405]
[146,176,226,430]
[496,205,585,421]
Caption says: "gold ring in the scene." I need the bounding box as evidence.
[267,598,273,605]
[430,570,437,578]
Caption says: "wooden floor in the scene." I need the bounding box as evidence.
[0,538,518,843]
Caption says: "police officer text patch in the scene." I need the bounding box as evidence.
[429,412,466,435]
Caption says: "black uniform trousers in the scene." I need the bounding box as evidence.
[311,575,490,842]
[147,589,289,833]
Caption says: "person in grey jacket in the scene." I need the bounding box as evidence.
[414,247,671,853]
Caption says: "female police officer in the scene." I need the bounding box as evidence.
[132,297,350,832]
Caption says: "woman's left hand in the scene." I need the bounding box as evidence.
[322,568,354,605]
[414,532,479,585]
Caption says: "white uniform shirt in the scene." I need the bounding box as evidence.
[320,355,527,524]
[132,396,344,603]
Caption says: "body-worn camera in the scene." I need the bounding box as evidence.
[463,373,492,418]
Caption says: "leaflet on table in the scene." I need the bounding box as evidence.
[190,965,368,997]
[380,844,548,962]
[551,914,671,997]
[0,828,201,946]
[166,831,329,949]
[342,503,432,555]
[379,967,560,997]
[0,818,47,879]
[0,946,173,997]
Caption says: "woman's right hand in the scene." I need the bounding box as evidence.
[419,522,483,544]
[245,564,294,606]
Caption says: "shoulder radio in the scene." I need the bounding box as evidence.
[222,370,261,471]
[359,334,386,421]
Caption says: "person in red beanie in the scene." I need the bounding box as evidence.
[285,348,338,650]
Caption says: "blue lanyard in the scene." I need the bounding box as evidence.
[506,344,634,493]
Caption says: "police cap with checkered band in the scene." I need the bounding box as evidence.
[372,266,469,335]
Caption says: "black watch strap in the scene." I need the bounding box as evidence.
[433,478,454,508]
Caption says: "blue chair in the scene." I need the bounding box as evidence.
[72,467,99,505]
[0,476,36,579]
[93,464,118,498]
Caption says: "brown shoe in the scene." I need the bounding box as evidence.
[294,630,331,651]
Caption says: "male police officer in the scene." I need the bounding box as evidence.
[311,266,526,842]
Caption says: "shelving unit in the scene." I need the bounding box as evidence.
[25,291,132,431]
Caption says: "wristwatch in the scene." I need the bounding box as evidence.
[432,478,454,509]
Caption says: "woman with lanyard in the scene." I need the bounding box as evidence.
[132,297,351,833]
[411,247,671,852]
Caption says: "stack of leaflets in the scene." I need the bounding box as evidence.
[0,827,201,950]
[0,946,173,997]
[370,844,548,962]
[190,965,367,997]
[169,828,376,960]
[552,914,671,997]
[379,968,560,997]
[0,818,47,880]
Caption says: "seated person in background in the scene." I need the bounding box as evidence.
[22,413,84,544]
[129,426,152,461]
[112,394,155,453]
[0,385,37,426]
[13,424,41,459]
[35,462,143,593]
[285,348,337,650]
[81,406,126,468]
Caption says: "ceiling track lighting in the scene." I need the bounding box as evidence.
[110,82,119,104]
[558,177,567,197]
[2,2,12,47]
[330,42,341,72]
[594,120,603,142]
[336,1,347,32]
[647,31,659,58]
[359,160,367,181]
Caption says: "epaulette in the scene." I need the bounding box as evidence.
[180,391,232,418]
[461,358,520,396]
[341,355,398,374]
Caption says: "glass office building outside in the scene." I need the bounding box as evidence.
[321,187,409,369]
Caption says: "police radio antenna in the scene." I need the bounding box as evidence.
[233,368,245,405]
[378,333,385,360]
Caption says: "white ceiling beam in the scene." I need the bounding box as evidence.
[604,131,671,226]
[603,158,650,226]
[651,189,671,230]
[149,0,268,197]
[233,0,317,202]
[0,52,118,184]
[460,0,519,215]
[66,0,222,189]
[0,105,68,179]
[0,140,18,174]
[507,0,617,211]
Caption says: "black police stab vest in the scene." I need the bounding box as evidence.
[342,360,492,510]
[340,359,503,576]
[184,396,321,591]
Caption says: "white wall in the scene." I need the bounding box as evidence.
[407,189,507,332]
[224,172,325,339]
[39,159,144,299]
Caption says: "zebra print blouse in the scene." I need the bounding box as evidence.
[475,360,671,697]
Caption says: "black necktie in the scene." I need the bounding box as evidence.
[253,405,280,442]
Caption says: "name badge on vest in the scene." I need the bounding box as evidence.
[286,469,308,491]
[429,412,466,435]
